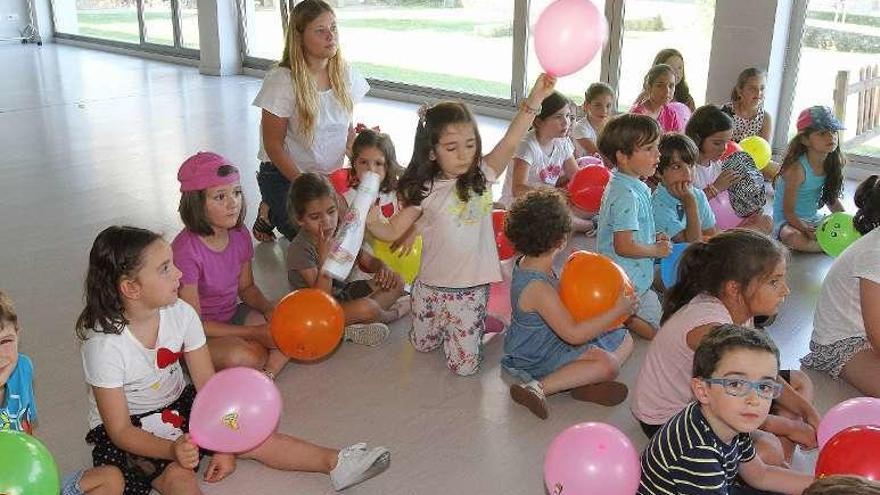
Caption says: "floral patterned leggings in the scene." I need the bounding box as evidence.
[410,281,490,376]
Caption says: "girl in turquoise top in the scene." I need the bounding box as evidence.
[773,106,846,252]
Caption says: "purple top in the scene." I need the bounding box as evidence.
[172,226,254,322]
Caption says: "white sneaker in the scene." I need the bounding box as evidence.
[343,323,390,347]
[329,443,391,491]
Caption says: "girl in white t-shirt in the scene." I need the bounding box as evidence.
[802,175,880,397]
[252,0,369,242]
[366,75,557,376]
[686,105,772,233]
[76,226,390,495]
[500,91,594,233]
[571,82,614,158]
[631,229,818,466]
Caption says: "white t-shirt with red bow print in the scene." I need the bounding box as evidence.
[81,299,207,430]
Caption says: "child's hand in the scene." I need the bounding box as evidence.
[173,434,200,469]
[315,228,334,264]
[654,233,673,257]
[713,169,740,192]
[787,420,818,450]
[526,73,558,107]
[204,453,236,482]
[613,291,639,319]
[802,225,817,240]
[375,265,400,291]
[667,181,695,203]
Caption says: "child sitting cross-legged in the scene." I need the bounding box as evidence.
[500,189,637,419]
[638,324,815,495]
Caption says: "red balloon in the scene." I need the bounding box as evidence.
[492,209,515,260]
[270,289,344,361]
[328,168,351,195]
[559,251,633,328]
[816,425,880,480]
[720,140,742,161]
[568,165,611,213]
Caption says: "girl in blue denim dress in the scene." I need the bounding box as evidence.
[499,189,637,420]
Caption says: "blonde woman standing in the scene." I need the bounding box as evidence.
[252,0,368,241]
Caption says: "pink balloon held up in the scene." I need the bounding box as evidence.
[189,367,282,453]
[534,0,608,77]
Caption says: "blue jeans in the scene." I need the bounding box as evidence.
[256,162,298,240]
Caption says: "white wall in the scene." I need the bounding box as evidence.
[0,0,31,39]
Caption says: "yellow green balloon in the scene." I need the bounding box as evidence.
[817,212,861,257]
[0,431,60,495]
[372,235,422,284]
[739,136,772,170]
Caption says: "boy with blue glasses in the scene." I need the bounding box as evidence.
[638,324,815,495]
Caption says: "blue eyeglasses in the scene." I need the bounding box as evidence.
[702,377,783,400]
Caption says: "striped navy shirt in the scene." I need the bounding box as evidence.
[638,402,756,495]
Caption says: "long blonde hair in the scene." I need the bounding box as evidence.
[279,0,353,145]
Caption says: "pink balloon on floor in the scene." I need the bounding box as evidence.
[534,0,607,77]
[487,280,512,327]
[189,367,282,453]
[544,422,640,495]
[709,190,741,230]
[818,397,880,449]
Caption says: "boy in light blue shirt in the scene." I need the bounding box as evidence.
[0,290,123,495]
[652,133,717,242]
[597,114,672,339]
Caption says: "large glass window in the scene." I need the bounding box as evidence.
[618,0,716,110]
[335,1,515,100]
[52,0,199,52]
[790,0,880,159]
[243,0,285,60]
[144,0,176,45]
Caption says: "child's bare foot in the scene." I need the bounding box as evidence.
[569,381,628,406]
[252,201,276,242]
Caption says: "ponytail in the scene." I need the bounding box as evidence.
[661,229,786,323]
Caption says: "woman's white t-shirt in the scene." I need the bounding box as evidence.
[253,65,369,174]
[811,228,880,346]
[81,299,207,429]
[499,130,574,207]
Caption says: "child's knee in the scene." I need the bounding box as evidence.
[598,352,621,381]
[409,328,442,353]
[752,430,787,467]
[220,340,268,369]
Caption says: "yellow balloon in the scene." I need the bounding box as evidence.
[739,136,772,170]
[371,235,422,284]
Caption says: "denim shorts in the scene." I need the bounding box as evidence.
[502,327,629,382]
[61,469,86,495]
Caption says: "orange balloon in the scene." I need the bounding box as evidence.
[270,289,344,361]
[559,251,634,328]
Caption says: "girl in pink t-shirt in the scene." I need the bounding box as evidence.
[630,64,685,133]
[171,152,288,379]
[366,74,557,376]
[631,229,819,466]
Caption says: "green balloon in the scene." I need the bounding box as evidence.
[0,431,60,495]
[817,212,862,257]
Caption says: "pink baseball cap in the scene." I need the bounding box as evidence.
[177,152,240,192]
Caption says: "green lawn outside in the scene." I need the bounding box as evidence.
[352,61,510,99]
